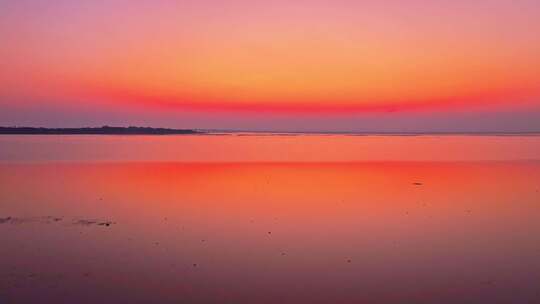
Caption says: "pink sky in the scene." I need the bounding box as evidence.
[1,0,539,131]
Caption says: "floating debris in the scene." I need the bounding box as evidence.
[0,216,63,225]
[1,216,111,227]
[74,219,115,227]
[412,182,423,186]
[0,216,12,224]
[41,216,63,223]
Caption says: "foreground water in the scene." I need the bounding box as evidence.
[1,135,540,303]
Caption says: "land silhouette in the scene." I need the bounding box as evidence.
[0,126,201,135]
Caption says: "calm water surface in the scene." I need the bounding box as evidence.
[1,135,540,303]
[1,134,540,161]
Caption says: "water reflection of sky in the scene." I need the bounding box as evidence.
[1,160,540,303]
[1,135,540,162]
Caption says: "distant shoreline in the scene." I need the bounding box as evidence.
[0,126,202,135]
[1,126,539,136]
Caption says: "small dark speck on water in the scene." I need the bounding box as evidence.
[193,264,198,267]
[413,182,423,186]
[347,259,352,263]
[268,231,272,235]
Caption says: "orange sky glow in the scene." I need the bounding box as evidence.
[1,0,539,130]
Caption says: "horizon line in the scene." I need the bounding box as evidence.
[1,126,540,136]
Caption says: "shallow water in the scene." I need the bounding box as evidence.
[1,136,540,303]
[1,134,540,162]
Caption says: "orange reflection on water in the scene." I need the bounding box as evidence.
[1,134,540,162]
[1,161,540,303]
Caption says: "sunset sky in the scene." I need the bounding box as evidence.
[1,0,539,131]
